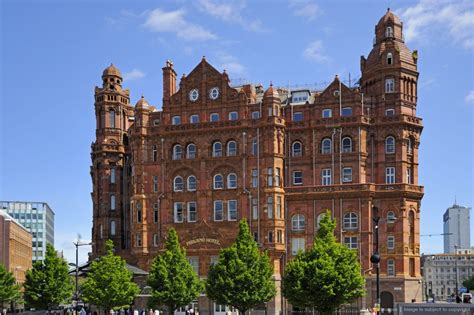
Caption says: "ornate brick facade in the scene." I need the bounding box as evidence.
[91,10,423,313]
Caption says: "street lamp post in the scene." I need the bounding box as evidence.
[370,206,381,315]
[73,241,92,308]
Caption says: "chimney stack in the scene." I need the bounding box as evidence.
[162,60,177,107]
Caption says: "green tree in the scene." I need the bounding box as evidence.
[81,240,140,314]
[206,220,276,315]
[23,244,74,312]
[147,228,203,315]
[463,277,474,291]
[0,264,22,309]
[282,211,365,315]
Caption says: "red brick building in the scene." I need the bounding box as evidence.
[91,9,423,314]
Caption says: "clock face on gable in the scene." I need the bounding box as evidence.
[189,88,199,102]
[209,87,219,100]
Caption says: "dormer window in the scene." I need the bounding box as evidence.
[385,26,394,38]
[291,91,310,104]
[387,53,393,65]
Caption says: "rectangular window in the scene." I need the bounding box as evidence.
[174,202,184,223]
[110,195,116,210]
[267,168,273,187]
[188,257,199,275]
[137,209,142,223]
[153,234,159,247]
[153,176,158,192]
[293,171,303,185]
[344,236,358,249]
[228,200,237,221]
[385,167,395,184]
[210,113,220,122]
[322,168,332,185]
[109,111,115,128]
[153,203,158,223]
[276,196,282,219]
[251,138,258,155]
[190,114,199,124]
[341,107,352,117]
[210,256,219,266]
[293,111,303,122]
[406,168,412,184]
[275,168,281,187]
[251,111,260,119]
[342,167,352,183]
[267,196,273,219]
[251,169,258,188]
[268,231,274,243]
[277,230,283,243]
[110,168,116,184]
[291,238,305,255]
[136,234,142,247]
[387,260,396,276]
[385,78,395,93]
[385,109,395,116]
[214,201,224,221]
[387,236,395,250]
[322,109,332,118]
[252,198,258,220]
[228,111,238,121]
[188,202,197,222]
[172,115,181,125]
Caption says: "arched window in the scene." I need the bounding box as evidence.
[213,174,224,189]
[173,176,183,192]
[187,143,196,159]
[110,168,116,184]
[110,195,116,210]
[292,141,303,157]
[227,173,237,189]
[343,212,358,230]
[110,220,116,236]
[187,175,197,191]
[227,140,237,156]
[387,211,396,223]
[385,26,393,38]
[385,136,395,154]
[387,52,393,65]
[342,137,352,153]
[109,110,115,128]
[172,144,182,160]
[212,141,222,157]
[291,214,305,231]
[321,138,332,154]
[152,145,158,162]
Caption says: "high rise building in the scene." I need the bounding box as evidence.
[444,204,471,253]
[0,210,32,283]
[0,201,55,262]
[91,9,423,313]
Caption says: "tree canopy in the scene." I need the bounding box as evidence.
[23,244,74,311]
[147,228,203,314]
[282,211,365,315]
[81,240,140,312]
[0,264,22,309]
[206,220,276,315]
[463,277,474,291]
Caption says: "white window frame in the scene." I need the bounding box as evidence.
[172,144,182,160]
[385,78,395,93]
[275,168,281,187]
[292,141,303,157]
[110,220,116,236]
[291,214,305,231]
[293,171,303,185]
[213,174,224,190]
[109,110,115,128]
[293,111,303,122]
[187,143,196,159]
[153,175,158,192]
[227,173,237,189]
[341,107,352,117]
[321,138,332,154]
[387,52,393,65]
[276,196,282,218]
[174,202,184,223]
[322,168,332,185]
[344,236,358,250]
[212,142,223,157]
[152,144,158,161]
[385,26,394,38]
[228,111,238,121]
[190,114,199,124]
[267,196,273,219]
[187,202,197,222]
[342,137,352,153]
[406,168,412,184]
[322,108,332,118]
[385,109,395,116]
[387,211,396,223]
[227,200,237,221]
[187,257,199,275]
[291,238,305,256]
[343,212,358,230]
[172,115,181,125]
[187,175,197,191]
[251,169,258,188]
[267,168,273,187]
[385,167,396,184]
[387,236,395,250]
[251,138,257,155]
[213,200,224,221]
[387,259,396,276]
[173,176,184,192]
[227,141,237,156]
[110,195,116,210]
[251,111,260,119]
[385,136,395,154]
[342,167,353,183]
[110,168,116,184]
[210,113,220,122]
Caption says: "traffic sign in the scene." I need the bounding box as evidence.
[460,287,468,293]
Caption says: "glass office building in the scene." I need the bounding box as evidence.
[0,201,54,262]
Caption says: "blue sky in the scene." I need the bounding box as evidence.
[1,0,473,264]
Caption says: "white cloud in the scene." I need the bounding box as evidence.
[303,40,331,64]
[215,52,246,77]
[399,0,474,49]
[196,0,265,32]
[289,0,321,21]
[143,8,217,41]
[465,90,474,103]
[123,69,146,81]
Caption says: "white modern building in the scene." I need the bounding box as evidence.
[0,201,55,262]
[422,249,474,301]
[444,204,471,254]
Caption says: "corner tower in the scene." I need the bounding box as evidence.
[91,64,134,256]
